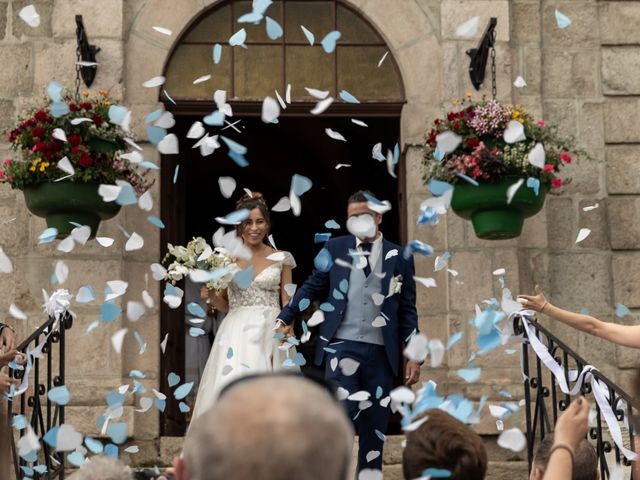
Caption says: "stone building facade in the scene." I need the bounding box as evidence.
[0,0,638,463]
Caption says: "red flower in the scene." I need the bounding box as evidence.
[31,127,45,138]
[560,153,572,164]
[68,134,81,146]
[447,112,456,121]
[78,154,93,167]
[71,146,80,155]
[4,159,10,166]
[538,120,545,127]
[453,123,460,131]
[467,138,480,148]
[79,102,92,110]
[0,170,5,180]
[551,178,564,188]
[34,110,48,122]
[543,164,555,172]
[92,115,103,127]
[33,141,47,153]
[427,130,437,144]
[68,103,78,112]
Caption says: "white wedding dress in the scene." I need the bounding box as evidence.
[190,253,299,421]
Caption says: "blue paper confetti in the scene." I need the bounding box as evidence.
[375,386,383,399]
[147,215,165,229]
[428,179,454,197]
[417,206,439,226]
[108,105,130,125]
[50,102,70,118]
[179,402,191,413]
[204,110,225,126]
[332,289,344,300]
[314,233,332,243]
[321,31,341,53]
[314,248,333,272]
[85,437,104,454]
[221,135,248,155]
[129,370,145,379]
[106,391,125,407]
[447,331,463,349]
[433,147,445,161]
[457,368,481,383]
[325,219,340,229]
[12,414,27,430]
[168,372,181,387]
[291,174,313,196]
[173,165,180,184]
[422,469,452,478]
[104,444,119,458]
[339,90,360,104]
[47,386,70,406]
[47,81,64,102]
[38,227,58,244]
[456,173,480,186]
[174,382,194,400]
[107,423,128,444]
[298,298,310,312]
[187,302,206,318]
[144,109,163,124]
[228,150,250,167]
[115,182,137,206]
[212,43,222,64]
[155,399,166,412]
[67,451,85,467]
[404,240,434,258]
[339,279,349,293]
[147,125,167,145]
[43,426,59,448]
[265,16,283,40]
[320,302,335,312]
[526,177,540,196]
[555,9,571,29]
[234,265,254,289]
[100,302,121,322]
[615,303,631,318]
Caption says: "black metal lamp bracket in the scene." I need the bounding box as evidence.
[466,17,497,93]
[75,15,100,89]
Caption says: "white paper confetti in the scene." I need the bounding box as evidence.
[142,76,166,88]
[310,97,334,115]
[497,427,527,452]
[575,228,591,244]
[506,178,525,205]
[527,143,545,169]
[152,26,172,36]
[513,76,527,88]
[111,328,128,354]
[436,131,462,154]
[125,232,144,251]
[18,5,40,28]
[9,303,27,321]
[455,16,479,38]
[503,120,526,144]
[325,128,346,142]
[261,96,280,123]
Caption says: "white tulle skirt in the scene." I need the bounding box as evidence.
[190,305,299,422]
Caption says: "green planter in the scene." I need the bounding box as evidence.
[23,182,121,238]
[450,178,549,240]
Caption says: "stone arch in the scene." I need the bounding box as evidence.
[124,0,442,144]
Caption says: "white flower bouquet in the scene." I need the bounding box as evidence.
[163,237,234,293]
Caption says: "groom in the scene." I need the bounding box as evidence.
[277,190,420,473]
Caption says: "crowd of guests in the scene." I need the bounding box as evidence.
[6,281,640,479]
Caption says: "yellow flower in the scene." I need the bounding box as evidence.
[83,91,90,98]
[465,92,473,98]
[98,89,109,98]
[29,166,36,172]
[452,98,461,106]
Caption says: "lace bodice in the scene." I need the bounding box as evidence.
[227,252,295,310]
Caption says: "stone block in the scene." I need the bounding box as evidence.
[599,2,640,45]
[418,313,450,365]
[442,41,459,100]
[400,101,440,148]
[123,34,170,105]
[448,250,493,312]
[542,49,600,99]
[512,2,541,44]
[579,331,617,378]
[602,47,640,95]
[12,1,52,38]
[441,1,510,42]
[612,253,640,308]
[0,99,15,133]
[514,46,542,93]
[545,196,574,249]
[542,100,577,138]
[65,376,124,405]
[542,4,599,46]
[607,197,640,250]
[0,44,33,99]
[397,36,442,104]
[606,146,640,195]
[33,39,124,100]
[0,5,6,41]
[129,0,200,50]
[64,314,119,375]
[616,368,640,398]
[491,248,520,294]
[577,102,604,157]
[52,0,123,38]
[365,0,435,48]
[573,198,608,249]
[445,211,465,249]
[415,266,448,316]
[517,207,547,249]
[404,146,428,196]
[604,98,640,143]
[407,193,446,249]
[547,253,611,312]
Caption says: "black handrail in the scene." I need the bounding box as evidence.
[514,314,639,479]
[7,312,73,480]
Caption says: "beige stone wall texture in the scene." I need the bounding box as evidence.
[0,0,637,447]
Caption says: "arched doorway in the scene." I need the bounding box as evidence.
[159,0,407,435]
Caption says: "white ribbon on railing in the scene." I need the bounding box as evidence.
[514,310,638,461]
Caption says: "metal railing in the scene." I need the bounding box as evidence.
[7,312,73,480]
[514,314,640,479]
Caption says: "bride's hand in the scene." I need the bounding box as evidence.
[275,321,294,344]
[517,285,549,313]
[199,286,211,302]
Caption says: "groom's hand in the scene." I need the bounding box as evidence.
[404,361,420,386]
[275,320,293,344]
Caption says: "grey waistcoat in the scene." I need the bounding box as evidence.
[334,250,385,345]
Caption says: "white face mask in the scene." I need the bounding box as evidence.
[346,214,376,240]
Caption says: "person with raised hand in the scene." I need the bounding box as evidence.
[518,286,640,348]
[542,396,591,480]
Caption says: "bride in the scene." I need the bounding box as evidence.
[190,192,297,421]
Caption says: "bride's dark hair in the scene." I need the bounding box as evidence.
[235,191,271,242]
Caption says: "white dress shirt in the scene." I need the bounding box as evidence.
[356,233,383,271]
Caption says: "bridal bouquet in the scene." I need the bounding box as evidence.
[163,237,234,293]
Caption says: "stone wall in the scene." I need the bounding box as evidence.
[0,0,635,449]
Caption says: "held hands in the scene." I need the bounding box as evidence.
[404,361,420,386]
[554,396,590,449]
[275,320,294,345]
[518,285,549,313]
[0,350,26,367]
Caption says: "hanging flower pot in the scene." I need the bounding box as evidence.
[450,178,549,240]
[23,181,121,238]
[422,96,578,240]
[1,84,153,240]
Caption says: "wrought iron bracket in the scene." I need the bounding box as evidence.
[75,15,100,88]
[466,17,497,91]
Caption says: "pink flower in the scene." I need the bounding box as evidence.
[3,159,10,166]
[551,178,564,188]
[538,120,545,127]
[560,153,572,164]
[543,164,554,172]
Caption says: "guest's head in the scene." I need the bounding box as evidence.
[347,190,383,242]
[529,434,598,480]
[174,374,354,480]
[235,191,271,247]
[67,455,133,480]
[403,409,487,480]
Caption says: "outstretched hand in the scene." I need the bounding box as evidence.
[404,361,420,386]
[518,285,549,313]
[554,396,590,449]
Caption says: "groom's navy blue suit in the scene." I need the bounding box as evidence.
[279,235,418,472]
